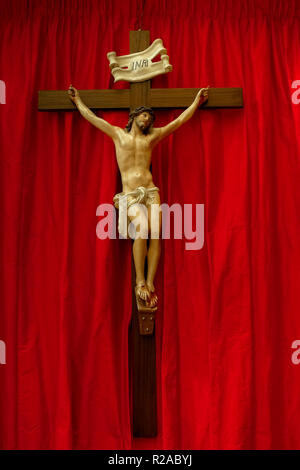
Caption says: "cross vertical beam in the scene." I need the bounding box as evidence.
[130,31,150,110]
[129,30,157,438]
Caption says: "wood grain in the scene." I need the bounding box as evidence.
[38,89,130,110]
[129,30,157,438]
[39,87,243,111]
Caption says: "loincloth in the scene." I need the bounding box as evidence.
[113,186,160,209]
[113,186,160,238]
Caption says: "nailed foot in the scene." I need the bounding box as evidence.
[146,281,158,308]
[136,281,150,302]
[135,281,157,313]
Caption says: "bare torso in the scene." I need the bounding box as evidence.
[69,87,207,195]
[113,127,158,193]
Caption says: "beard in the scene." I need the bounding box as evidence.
[136,120,151,135]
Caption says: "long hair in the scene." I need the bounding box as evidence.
[125,106,155,134]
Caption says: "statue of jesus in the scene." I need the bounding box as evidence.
[68,85,209,309]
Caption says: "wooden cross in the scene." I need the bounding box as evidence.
[39,30,243,438]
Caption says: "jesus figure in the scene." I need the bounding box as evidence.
[68,85,209,309]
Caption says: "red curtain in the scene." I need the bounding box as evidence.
[1,0,300,450]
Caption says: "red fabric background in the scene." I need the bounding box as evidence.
[1,0,300,450]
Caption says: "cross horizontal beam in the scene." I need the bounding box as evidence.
[150,87,243,108]
[38,89,130,110]
[38,87,243,111]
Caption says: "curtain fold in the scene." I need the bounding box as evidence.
[0,0,300,449]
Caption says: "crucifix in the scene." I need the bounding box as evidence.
[39,30,243,438]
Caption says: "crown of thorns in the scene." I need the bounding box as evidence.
[125,106,156,132]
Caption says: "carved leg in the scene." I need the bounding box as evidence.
[146,238,160,307]
[132,237,149,301]
[146,198,162,308]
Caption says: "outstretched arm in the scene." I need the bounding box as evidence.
[68,85,117,140]
[154,87,209,143]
